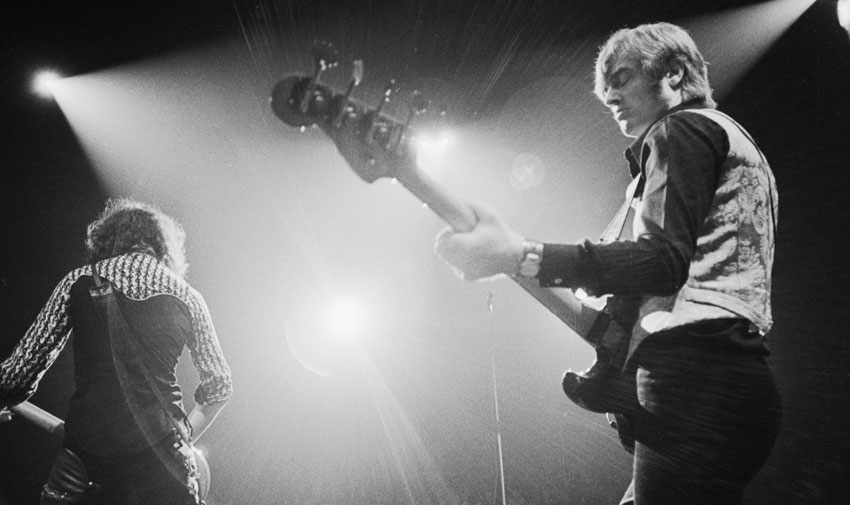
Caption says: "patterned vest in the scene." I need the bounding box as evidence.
[631,109,778,353]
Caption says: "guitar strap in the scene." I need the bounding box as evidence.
[89,262,193,445]
[580,175,643,349]
[600,175,643,244]
[600,179,643,455]
[88,262,206,502]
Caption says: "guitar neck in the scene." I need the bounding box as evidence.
[10,401,66,439]
[270,70,603,342]
[395,167,601,341]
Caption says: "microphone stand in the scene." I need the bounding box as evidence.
[487,291,508,505]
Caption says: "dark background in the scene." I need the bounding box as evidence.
[2,1,849,504]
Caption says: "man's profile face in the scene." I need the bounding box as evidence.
[601,57,680,138]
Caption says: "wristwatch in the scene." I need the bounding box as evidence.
[517,239,544,278]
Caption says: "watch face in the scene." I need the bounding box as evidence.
[519,244,542,277]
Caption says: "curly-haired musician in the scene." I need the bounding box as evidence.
[2,198,233,504]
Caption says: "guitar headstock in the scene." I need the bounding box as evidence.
[270,41,427,184]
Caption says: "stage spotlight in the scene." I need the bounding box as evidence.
[32,70,62,99]
[285,296,372,377]
[415,129,456,174]
[323,297,368,341]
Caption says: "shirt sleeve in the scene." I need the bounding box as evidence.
[537,112,728,296]
[0,271,78,408]
[185,287,233,405]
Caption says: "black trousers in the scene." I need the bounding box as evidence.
[42,433,201,505]
[620,320,782,505]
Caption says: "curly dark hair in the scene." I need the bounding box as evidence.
[86,198,188,277]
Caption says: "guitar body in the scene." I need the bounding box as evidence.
[195,449,211,501]
[562,353,634,414]
[561,294,641,451]
[563,353,637,452]
[560,295,637,409]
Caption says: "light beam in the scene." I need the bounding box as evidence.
[683,0,818,100]
[839,0,850,36]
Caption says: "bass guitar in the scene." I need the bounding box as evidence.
[269,41,639,448]
[8,401,212,498]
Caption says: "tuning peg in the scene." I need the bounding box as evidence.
[364,79,397,146]
[311,40,339,72]
[374,79,397,117]
[391,90,429,153]
[299,40,339,114]
[351,59,364,86]
[410,90,429,115]
[333,60,364,128]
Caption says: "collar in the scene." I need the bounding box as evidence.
[624,98,710,178]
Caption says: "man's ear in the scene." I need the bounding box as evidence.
[666,64,685,88]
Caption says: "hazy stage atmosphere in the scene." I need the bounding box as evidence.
[2,1,849,504]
